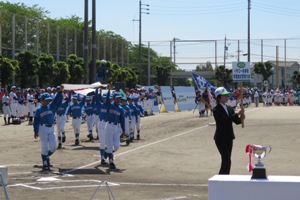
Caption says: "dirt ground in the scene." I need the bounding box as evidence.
[1,103,300,200]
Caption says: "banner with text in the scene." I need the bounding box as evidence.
[174,86,196,111]
[160,86,175,112]
[232,61,251,82]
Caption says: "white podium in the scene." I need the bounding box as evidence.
[209,175,300,200]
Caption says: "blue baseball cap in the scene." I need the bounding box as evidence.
[102,93,107,98]
[113,92,122,98]
[121,97,127,101]
[85,96,91,101]
[41,93,53,101]
[72,94,78,100]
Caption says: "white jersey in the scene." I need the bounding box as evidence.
[9,91,18,103]
[2,95,10,105]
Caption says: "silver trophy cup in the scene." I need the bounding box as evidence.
[251,145,272,179]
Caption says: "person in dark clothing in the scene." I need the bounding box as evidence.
[213,87,245,175]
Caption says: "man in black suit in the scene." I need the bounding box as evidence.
[213,87,245,174]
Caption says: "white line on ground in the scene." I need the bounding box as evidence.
[62,125,209,175]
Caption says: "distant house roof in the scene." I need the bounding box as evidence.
[268,61,300,68]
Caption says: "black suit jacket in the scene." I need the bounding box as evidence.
[213,103,241,141]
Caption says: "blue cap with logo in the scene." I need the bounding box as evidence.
[41,93,53,101]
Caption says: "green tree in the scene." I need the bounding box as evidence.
[66,54,84,84]
[215,65,232,87]
[124,66,138,88]
[195,61,214,71]
[0,2,49,56]
[52,61,70,85]
[172,68,192,86]
[16,51,40,87]
[38,53,55,87]
[129,44,160,85]
[154,57,174,86]
[253,61,273,82]
[290,70,300,88]
[0,55,19,87]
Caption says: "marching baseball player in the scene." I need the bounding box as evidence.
[56,89,71,149]
[66,94,86,146]
[128,96,138,142]
[83,96,96,141]
[33,86,64,171]
[105,85,125,169]
[94,88,109,165]
[133,97,144,140]
[121,96,131,145]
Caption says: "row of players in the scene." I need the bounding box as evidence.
[261,91,300,106]
[1,86,154,126]
[6,85,145,170]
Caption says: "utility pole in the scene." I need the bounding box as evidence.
[84,0,89,83]
[248,0,251,63]
[92,0,97,83]
[137,0,149,84]
[224,35,227,67]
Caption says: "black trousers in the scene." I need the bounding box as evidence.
[215,139,233,175]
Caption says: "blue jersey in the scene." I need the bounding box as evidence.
[33,91,63,133]
[83,102,95,116]
[56,94,70,116]
[106,91,125,132]
[94,88,108,121]
[134,102,144,116]
[121,104,132,120]
[128,103,138,120]
[66,96,86,118]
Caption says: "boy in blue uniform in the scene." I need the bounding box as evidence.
[56,90,71,149]
[105,85,125,169]
[66,94,86,145]
[83,96,95,141]
[134,97,144,140]
[128,97,138,142]
[121,96,131,145]
[95,88,109,165]
[33,86,64,171]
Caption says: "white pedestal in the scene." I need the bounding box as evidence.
[209,175,300,200]
[0,166,8,185]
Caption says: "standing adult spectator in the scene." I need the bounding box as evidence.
[213,87,245,175]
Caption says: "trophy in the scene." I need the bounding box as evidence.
[246,144,272,179]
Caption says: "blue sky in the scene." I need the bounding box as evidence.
[8,0,300,69]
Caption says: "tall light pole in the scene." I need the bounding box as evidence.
[138,0,149,84]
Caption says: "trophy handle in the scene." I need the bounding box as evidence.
[265,145,272,157]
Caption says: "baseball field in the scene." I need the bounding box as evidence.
[1,104,300,200]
